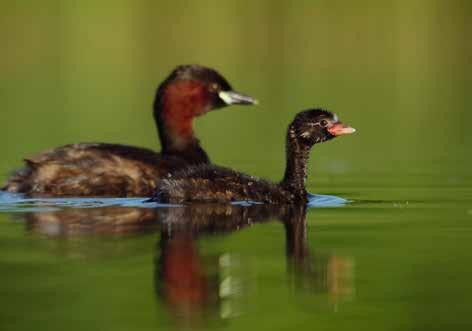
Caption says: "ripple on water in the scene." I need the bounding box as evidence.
[0,191,349,213]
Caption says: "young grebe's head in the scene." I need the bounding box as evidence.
[156,64,257,117]
[291,108,356,147]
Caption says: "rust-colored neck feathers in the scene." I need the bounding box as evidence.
[162,81,209,142]
[155,80,211,164]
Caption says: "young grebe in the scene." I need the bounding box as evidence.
[2,65,257,197]
[150,109,355,204]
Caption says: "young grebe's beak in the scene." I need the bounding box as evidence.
[328,123,356,136]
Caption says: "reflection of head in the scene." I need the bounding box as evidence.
[283,206,355,307]
[153,203,288,325]
[155,231,219,323]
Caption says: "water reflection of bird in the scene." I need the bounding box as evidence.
[25,207,158,237]
[154,204,285,324]
[151,109,355,204]
[283,207,355,307]
[154,203,355,323]
[22,203,354,324]
[3,65,256,197]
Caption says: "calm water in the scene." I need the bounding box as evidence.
[1,178,471,331]
[1,1,472,330]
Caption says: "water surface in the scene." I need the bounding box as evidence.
[1,179,471,331]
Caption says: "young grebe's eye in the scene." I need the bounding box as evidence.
[209,83,219,92]
[320,119,329,128]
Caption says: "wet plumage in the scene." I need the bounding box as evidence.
[155,165,294,204]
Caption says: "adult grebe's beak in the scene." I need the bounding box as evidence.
[218,90,259,105]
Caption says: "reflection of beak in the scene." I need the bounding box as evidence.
[218,90,258,105]
[328,123,356,136]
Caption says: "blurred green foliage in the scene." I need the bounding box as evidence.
[1,0,471,183]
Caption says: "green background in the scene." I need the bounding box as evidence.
[1,1,471,330]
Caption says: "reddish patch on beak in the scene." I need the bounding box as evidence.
[328,123,356,136]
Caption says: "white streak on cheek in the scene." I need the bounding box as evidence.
[301,131,311,138]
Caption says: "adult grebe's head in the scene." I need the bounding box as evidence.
[155,64,257,117]
[154,65,257,154]
[290,108,356,147]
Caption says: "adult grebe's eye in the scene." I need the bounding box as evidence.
[320,119,329,127]
[209,83,219,92]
